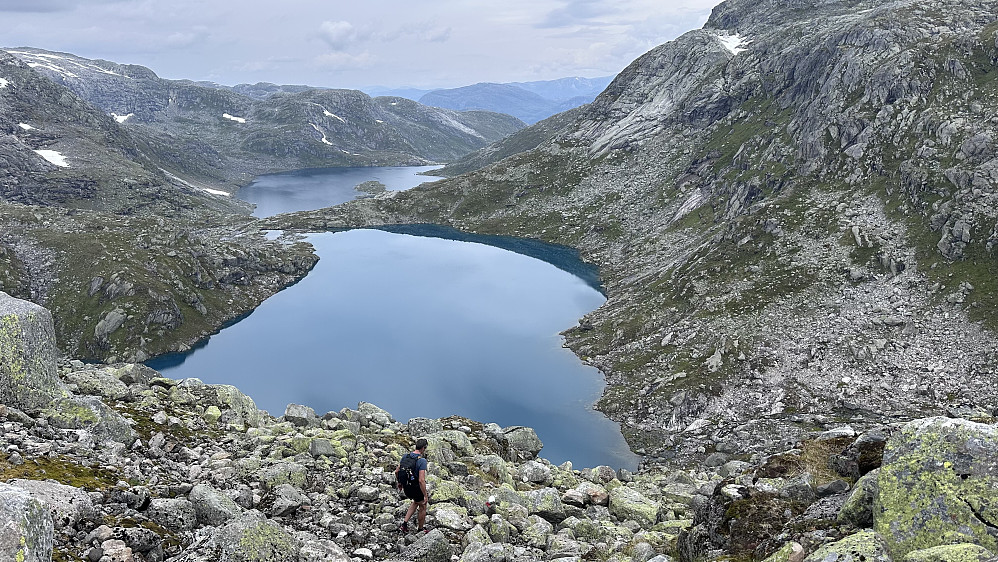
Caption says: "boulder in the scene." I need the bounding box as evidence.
[432,503,474,531]
[146,498,197,532]
[284,403,317,427]
[503,426,543,460]
[609,486,661,529]
[0,482,54,562]
[408,528,454,562]
[409,417,444,437]
[204,511,301,561]
[519,460,552,484]
[459,542,515,562]
[0,292,68,412]
[43,395,135,445]
[874,417,998,557]
[189,483,242,527]
[837,469,878,528]
[358,401,393,426]
[902,544,995,562]
[526,487,566,523]
[801,530,890,562]
[64,368,130,401]
[299,539,351,561]
[8,479,96,530]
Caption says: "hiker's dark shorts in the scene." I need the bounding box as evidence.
[403,486,425,503]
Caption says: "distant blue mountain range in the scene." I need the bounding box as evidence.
[363,76,614,124]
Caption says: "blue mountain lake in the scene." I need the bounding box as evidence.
[148,167,639,470]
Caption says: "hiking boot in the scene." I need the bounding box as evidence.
[417,526,430,534]
[399,521,409,533]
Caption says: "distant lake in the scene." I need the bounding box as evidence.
[239,165,444,217]
[148,167,639,470]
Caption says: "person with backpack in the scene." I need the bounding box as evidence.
[395,438,429,533]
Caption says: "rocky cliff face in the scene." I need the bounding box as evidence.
[274,0,998,463]
[6,48,526,189]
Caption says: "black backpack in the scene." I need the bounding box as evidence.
[397,453,420,487]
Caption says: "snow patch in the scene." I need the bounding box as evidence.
[323,110,346,123]
[18,123,35,131]
[222,113,246,123]
[717,32,750,55]
[390,102,398,106]
[111,112,134,123]
[34,149,69,167]
[202,187,230,196]
[0,77,8,89]
[309,123,334,145]
[159,167,230,196]
[26,61,78,78]
[375,119,384,124]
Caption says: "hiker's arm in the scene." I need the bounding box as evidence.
[419,470,428,501]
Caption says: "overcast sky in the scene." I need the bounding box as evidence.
[1,0,718,90]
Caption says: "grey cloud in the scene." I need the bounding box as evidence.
[536,0,616,28]
[318,20,363,51]
[0,0,116,12]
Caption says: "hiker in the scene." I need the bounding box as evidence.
[395,438,430,533]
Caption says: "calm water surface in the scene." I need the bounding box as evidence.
[149,167,639,469]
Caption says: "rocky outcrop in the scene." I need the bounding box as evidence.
[0,483,54,562]
[0,290,67,411]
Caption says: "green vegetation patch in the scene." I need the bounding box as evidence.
[0,452,119,490]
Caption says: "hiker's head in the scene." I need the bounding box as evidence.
[414,438,428,453]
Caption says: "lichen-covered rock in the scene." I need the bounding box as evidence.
[760,541,804,562]
[609,486,661,529]
[146,497,197,532]
[189,483,242,527]
[426,429,475,460]
[407,528,454,562]
[358,401,393,426]
[837,468,879,528]
[8,479,96,530]
[874,417,998,558]
[526,487,566,523]
[802,530,891,562]
[255,461,307,490]
[64,367,130,401]
[459,542,515,562]
[503,426,543,460]
[431,503,473,531]
[901,543,995,562]
[203,511,301,562]
[0,291,69,412]
[0,483,54,562]
[43,395,135,445]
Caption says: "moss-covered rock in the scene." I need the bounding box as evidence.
[0,292,69,412]
[802,530,891,562]
[761,541,804,562]
[204,511,301,561]
[902,543,995,562]
[874,417,998,558]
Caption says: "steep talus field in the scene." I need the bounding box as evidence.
[6,48,525,190]
[274,0,998,462]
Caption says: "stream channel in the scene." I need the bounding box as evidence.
[147,166,640,470]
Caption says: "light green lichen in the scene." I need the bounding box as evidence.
[902,543,995,562]
[236,521,297,561]
[874,418,998,558]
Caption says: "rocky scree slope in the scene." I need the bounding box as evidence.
[4,291,998,562]
[6,48,526,190]
[268,0,998,463]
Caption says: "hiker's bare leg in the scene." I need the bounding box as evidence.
[417,499,427,528]
[404,500,417,523]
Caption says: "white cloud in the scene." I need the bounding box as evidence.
[318,20,360,51]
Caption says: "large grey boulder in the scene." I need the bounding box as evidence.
[802,530,890,562]
[0,483,54,562]
[609,486,661,529]
[189,483,242,527]
[198,511,301,562]
[0,291,68,411]
[43,395,135,445]
[407,528,454,562]
[8,479,96,530]
[502,426,543,460]
[874,417,998,558]
[146,497,197,532]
